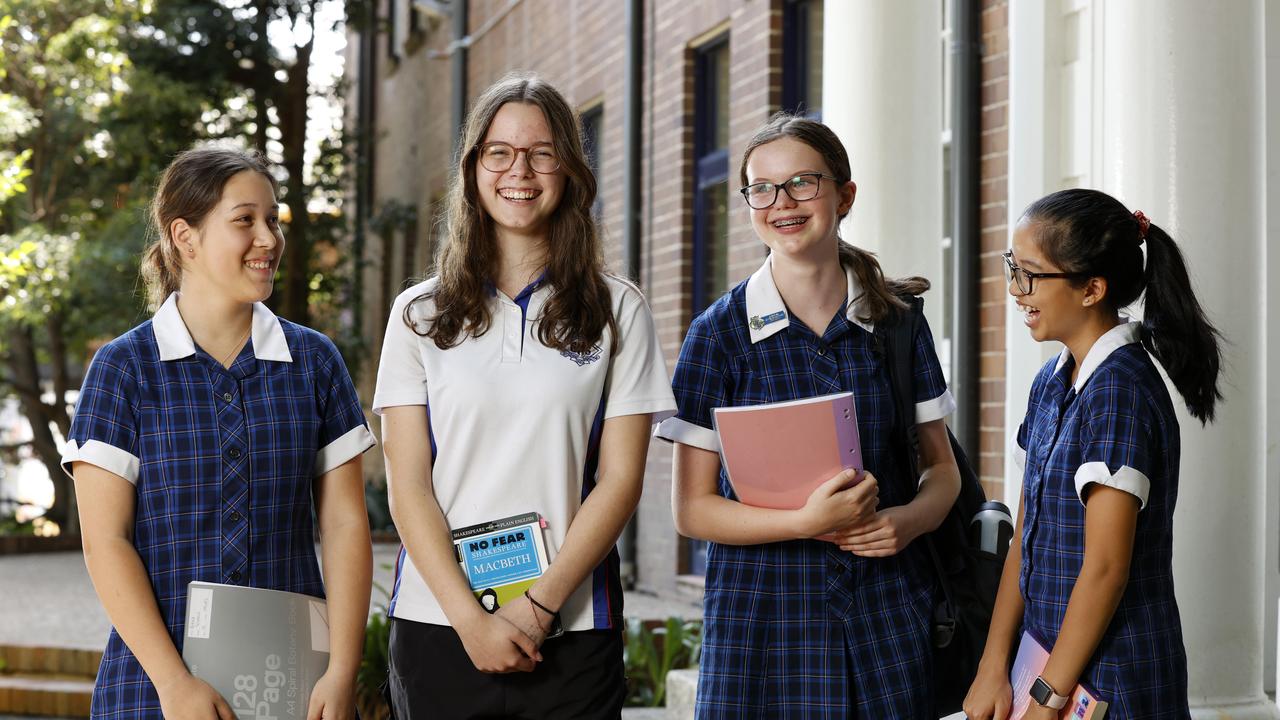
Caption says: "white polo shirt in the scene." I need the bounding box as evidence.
[373,274,676,631]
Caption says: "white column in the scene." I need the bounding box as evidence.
[1005,0,1074,510]
[822,0,943,331]
[1100,1,1274,717]
[1265,0,1280,702]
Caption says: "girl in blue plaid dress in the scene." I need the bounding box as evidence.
[64,147,376,720]
[964,189,1222,720]
[656,114,961,718]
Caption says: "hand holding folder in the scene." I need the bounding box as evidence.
[713,392,871,537]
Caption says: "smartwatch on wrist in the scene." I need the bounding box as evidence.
[1029,675,1069,710]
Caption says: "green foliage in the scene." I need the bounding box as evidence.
[0,224,74,323]
[0,0,360,527]
[368,199,418,238]
[624,616,703,707]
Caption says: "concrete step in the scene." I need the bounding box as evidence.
[0,674,93,717]
[665,668,698,720]
[621,709,670,719]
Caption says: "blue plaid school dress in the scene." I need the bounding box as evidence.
[61,294,376,720]
[1015,321,1190,719]
[657,259,955,719]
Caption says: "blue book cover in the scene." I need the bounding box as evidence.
[451,512,551,613]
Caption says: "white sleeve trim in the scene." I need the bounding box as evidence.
[653,416,720,453]
[1074,461,1150,510]
[60,439,140,485]
[915,389,957,425]
[604,397,678,423]
[372,393,429,416]
[1010,433,1027,474]
[314,424,377,476]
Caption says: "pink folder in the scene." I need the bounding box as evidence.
[712,392,862,509]
[1008,631,1109,719]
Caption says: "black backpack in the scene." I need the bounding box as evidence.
[877,295,1007,716]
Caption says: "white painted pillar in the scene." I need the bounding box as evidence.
[1264,0,1280,703]
[822,0,943,333]
[1005,0,1070,510]
[1099,1,1274,717]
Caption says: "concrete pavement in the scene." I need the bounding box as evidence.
[0,544,702,650]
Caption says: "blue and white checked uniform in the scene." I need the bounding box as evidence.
[61,293,376,720]
[656,257,956,719]
[1013,321,1189,719]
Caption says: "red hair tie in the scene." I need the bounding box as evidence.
[1133,210,1151,239]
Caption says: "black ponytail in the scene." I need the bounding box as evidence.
[1023,188,1223,424]
[1138,222,1224,423]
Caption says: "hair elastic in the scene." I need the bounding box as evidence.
[1133,210,1151,240]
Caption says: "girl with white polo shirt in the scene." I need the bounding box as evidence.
[65,146,376,720]
[373,74,675,719]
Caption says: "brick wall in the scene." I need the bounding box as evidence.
[637,0,781,592]
[978,0,1009,500]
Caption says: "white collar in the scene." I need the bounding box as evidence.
[1052,320,1141,392]
[152,292,294,363]
[743,254,873,343]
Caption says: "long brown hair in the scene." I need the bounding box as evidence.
[739,112,929,323]
[407,73,616,354]
[141,145,277,310]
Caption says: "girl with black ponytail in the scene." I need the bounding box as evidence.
[963,188,1222,720]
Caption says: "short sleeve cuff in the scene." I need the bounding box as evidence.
[61,439,140,485]
[1074,461,1150,509]
[372,393,429,416]
[315,425,377,476]
[1010,433,1027,474]
[604,397,678,423]
[915,389,957,425]
[653,416,719,452]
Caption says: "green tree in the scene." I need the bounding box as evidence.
[0,0,359,532]
[138,0,338,326]
[0,0,231,530]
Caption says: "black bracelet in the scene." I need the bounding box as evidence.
[523,589,557,617]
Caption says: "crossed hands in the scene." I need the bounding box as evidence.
[456,599,549,674]
[800,469,923,557]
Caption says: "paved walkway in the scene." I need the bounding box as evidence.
[0,544,702,650]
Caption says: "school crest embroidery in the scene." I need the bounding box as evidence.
[561,345,602,366]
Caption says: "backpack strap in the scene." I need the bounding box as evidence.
[879,295,959,649]
[882,296,923,470]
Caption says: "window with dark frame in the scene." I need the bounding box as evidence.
[781,0,824,118]
[692,37,731,321]
[686,35,731,576]
[580,105,604,220]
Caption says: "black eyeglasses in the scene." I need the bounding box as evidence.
[739,173,837,209]
[476,142,561,174]
[1001,251,1088,296]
